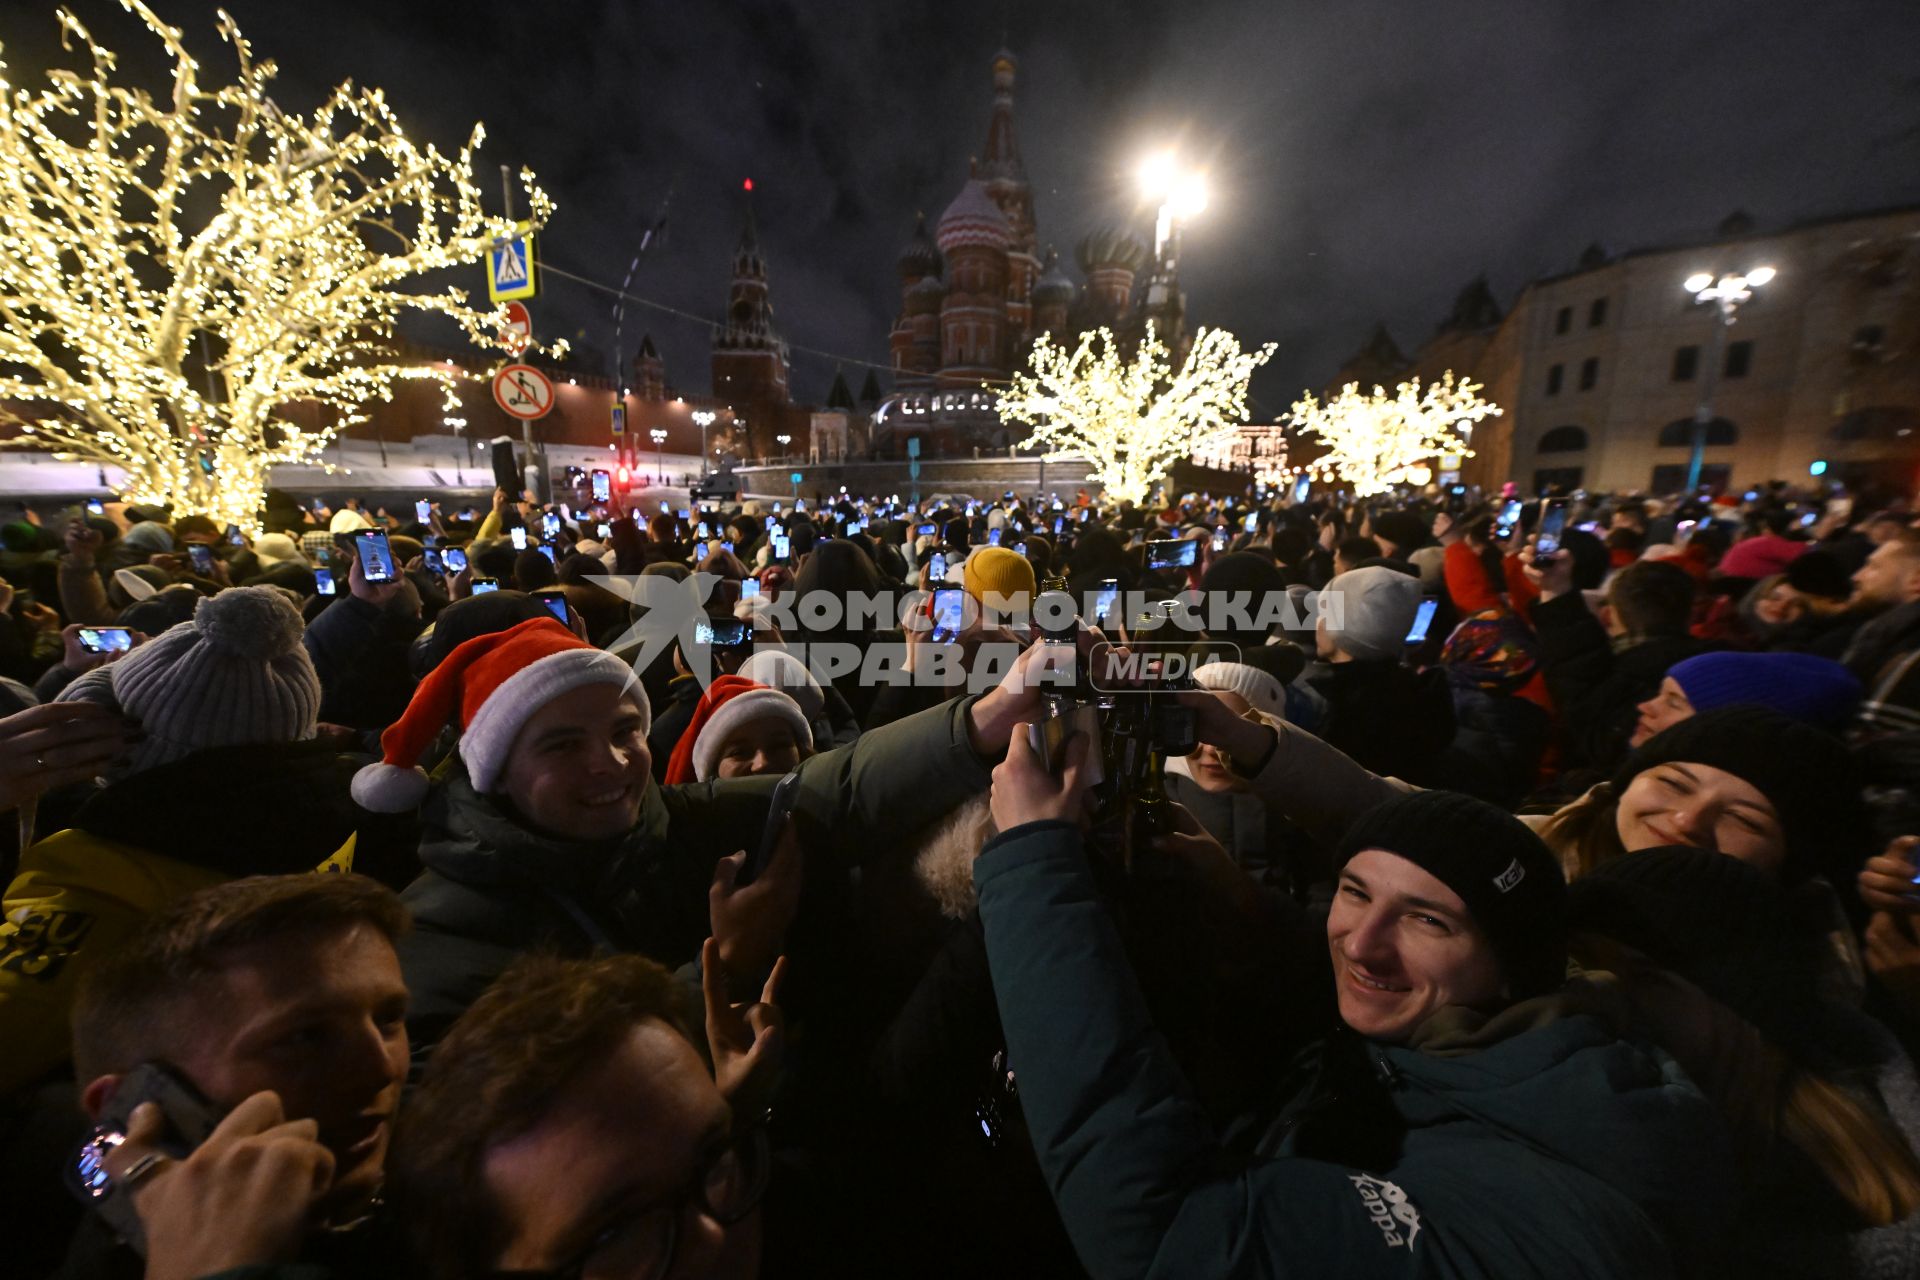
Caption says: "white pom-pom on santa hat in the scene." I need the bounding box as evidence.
[350,762,432,812]
[350,617,645,813]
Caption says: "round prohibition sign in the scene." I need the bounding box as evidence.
[493,363,554,420]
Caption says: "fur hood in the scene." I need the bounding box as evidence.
[914,792,995,919]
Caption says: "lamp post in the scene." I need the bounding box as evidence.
[776,432,790,461]
[691,410,716,477]
[1681,266,1774,492]
[445,415,469,484]
[1136,151,1209,283]
[649,428,667,484]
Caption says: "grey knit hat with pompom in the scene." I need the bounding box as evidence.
[62,586,320,771]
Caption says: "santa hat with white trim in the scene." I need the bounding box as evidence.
[350,617,646,812]
[663,674,813,784]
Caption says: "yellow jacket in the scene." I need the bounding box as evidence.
[0,828,358,1096]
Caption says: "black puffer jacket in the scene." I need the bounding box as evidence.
[396,696,995,1058]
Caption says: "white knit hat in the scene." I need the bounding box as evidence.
[253,532,308,568]
[1306,566,1424,662]
[1192,659,1287,719]
[737,648,826,723]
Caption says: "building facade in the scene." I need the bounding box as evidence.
[1267,205,1920,498]
[1495,207,1920,496]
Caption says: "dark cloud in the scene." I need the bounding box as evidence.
[7,0,1918,417]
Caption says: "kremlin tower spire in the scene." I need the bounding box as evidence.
[711,180,790,456]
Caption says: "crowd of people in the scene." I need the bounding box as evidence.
[0,471,1918,1278]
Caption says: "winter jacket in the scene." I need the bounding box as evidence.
[0,742,367,1095]
[396,694,994,1056]
[1529,592,1709,770]
[1846,600,1920,741]
[302,594,426,731]
[974,820,1734,1280]
[1307,659,1456,783]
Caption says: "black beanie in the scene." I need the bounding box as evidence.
[1566,846,1826,1055]
[1371,510,1427,553]
[1337,790,1568,998]
[1613,706,1868,887]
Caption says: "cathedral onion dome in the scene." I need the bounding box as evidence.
[905,273,948,314]
[1075,224,1149,276]
[897,213,944,281]
[936,179,1011,254]
[1031,248,1075,307]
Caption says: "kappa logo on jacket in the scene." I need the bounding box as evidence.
[1349,1172,1422,1249]
[0,906,95,981]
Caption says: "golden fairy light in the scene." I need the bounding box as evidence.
[1284,372,1500,498]
[0,2,565,530]
[996,324,1274,506]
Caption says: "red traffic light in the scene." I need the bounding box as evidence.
[616,466,631,486]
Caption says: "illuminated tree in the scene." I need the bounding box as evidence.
[996,324,1274,505]
[1285,372,1500,497]
[0,2,563,528]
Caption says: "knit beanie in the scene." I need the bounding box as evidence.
[1371,510,1427,553]
[1784,551,1852,601]
[1614,706,1868,885]
[1566,846,1826,1055]
[663,675,813,784]
[1192,659,1286,720]
[963,546,1036,610]
[1337,790,1568,998]
[253,532,307,568]
[83,586,319,771]
[1312,566,1424,662]
[737,648,827,724]
[1666,651,1862,730]
[120,522,175,557]
[351,617,644,811]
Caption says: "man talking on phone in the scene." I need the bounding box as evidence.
[58,874,412,1279]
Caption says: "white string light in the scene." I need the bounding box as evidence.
[0,1,565,530]
[996,324,1274,505]
[1285,372,1500,497]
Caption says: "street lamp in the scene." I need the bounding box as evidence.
[691,410,716,477]
[649,428,667,483]
[444,415,470,481]
[1136,150,1209,272]
[1681,266,1775,491]
[776,433,791,462]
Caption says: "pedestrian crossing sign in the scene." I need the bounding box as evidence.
[487,225,538,303]
[611,403,626,436]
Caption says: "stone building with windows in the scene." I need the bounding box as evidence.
[1307,205,1920,497]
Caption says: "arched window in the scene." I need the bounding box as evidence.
[1537,425,1588,454]
[1658,417,1737,447]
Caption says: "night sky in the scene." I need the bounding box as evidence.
[7,0,1920,418]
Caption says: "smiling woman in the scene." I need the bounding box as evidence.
[1539,705,1869,888]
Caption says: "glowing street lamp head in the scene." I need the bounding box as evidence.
[1170,174,1209,221]
[1744,266,1776,287]
[1136,151,1177,200]
[1684,272,1714,294]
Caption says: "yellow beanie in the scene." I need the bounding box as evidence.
[963,546,1036,608]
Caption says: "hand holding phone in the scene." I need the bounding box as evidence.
[740,771,804,887]
[353,530,397,584]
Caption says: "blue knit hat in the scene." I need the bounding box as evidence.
[1666,651,1862,730]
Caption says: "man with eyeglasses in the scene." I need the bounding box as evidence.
[391,947,781,1280]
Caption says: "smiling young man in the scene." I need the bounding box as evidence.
[350,617,1042,1059]
[60,874,411,1279]
[971,723,1732,1279]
